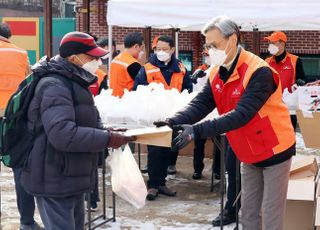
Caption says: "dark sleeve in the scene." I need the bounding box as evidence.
[193,67,277,139]
[169,80,215,125]
[39,83,109,152]
[181,69,193,93]
[133,67,148,90]
[295,57,306,83]
[127,62,142,80]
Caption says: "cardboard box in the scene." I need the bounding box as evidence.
[284,156,318,230]
[125,126,172,147]
[284,200,315,230]
[296,110,320,148]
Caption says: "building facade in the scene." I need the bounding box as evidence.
[79,0,320,80]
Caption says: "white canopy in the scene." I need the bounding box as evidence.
[107,0,320,31]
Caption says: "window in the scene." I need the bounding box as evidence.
[178,51,193,72]
[300,55,320,82]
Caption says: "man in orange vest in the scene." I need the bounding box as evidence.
[264,31,306,129]
[133,35,192,201]
[109,32,144,97]
[0,23,30,116]
[0,23,44,230]
[155,16,295,229]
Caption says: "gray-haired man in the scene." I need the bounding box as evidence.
[156,16,295,229]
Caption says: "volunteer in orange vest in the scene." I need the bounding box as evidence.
[0,23,44,230]
[154,16,295,229]
[264,31,306,130]
[109,32,144,97]
[84,32,109,96]
[0,23,30,116]
[133,35,192,201]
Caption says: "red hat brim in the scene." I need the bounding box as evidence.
[86,46,109,57]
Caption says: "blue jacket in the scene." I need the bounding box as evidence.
[133,53,193,92]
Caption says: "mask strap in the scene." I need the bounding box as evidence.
[75,55,85,66]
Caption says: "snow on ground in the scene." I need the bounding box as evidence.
[0,131,318,229]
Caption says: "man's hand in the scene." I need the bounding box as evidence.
[172,125,194,151]
[153,120,172,128]
[108,132,136,149]
[191,69,206,83]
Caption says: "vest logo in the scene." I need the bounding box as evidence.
[283,66,291,70]
[232,89,241,96]
[215,84,222,92]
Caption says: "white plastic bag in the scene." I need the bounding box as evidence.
[108,145,147,208]
[283,87,298,112]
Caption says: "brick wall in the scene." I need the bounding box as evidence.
[77,0,320,70]
[243,31,320,55]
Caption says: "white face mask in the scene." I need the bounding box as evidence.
[156,50,171,62]
[268,44,279,55]
[76,56,102,75]
[138,50,144,59]
[208,48,227,67]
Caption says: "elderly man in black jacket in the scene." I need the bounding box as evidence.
[21,32,135,230]
[155,16,295,230]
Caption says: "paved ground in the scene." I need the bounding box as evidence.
[0,152,235,230]
[0,132,318,229]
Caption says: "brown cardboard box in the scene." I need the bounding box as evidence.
[296,110,320,148]
[284,156,318,230]
[135,139,214,158]
[125,126,172,147]
[284,200,315,230]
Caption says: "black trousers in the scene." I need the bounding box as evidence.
[225,145,241,214]
[193,138,220,175]
[291,114,297,130]
[13,167,36,225]
[147,145,173,189]
[168,150,178,166]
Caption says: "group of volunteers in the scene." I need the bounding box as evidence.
[0,13,308,230]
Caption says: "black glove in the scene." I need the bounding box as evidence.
[190,69,206,83]
[153,120,173,128]
[107,132,136,149]
[296,79,306,86]
[172,125,194,151]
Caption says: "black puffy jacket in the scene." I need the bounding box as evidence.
[21,55,110,197]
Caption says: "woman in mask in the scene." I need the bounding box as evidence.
[133,35,192,201]
[154,16,295,230]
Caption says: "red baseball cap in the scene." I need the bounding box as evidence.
[59,32,109,58]
[264,31,287,43]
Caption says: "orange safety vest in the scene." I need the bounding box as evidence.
[0,37,28,109]
[96,68,107,85]
[266,52,298,93]
[89,69,107,96]
[209,49,295,163]
[109,51,138,97]
[144,62,186,92]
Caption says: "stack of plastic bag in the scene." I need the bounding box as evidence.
[283,87,298,114]
[95,83,198,126]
